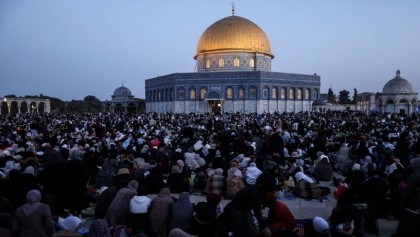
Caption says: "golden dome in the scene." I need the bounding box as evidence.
[195,16,273,59]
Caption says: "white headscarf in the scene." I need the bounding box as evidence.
[294,171,314,183]
[58,216,82,232]
[313,216,329,233]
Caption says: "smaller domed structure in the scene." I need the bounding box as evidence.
[103,84,144,113]
[378,70,417,114]
[382,69,414,94]
[113,86,132,97]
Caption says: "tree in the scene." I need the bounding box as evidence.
[47,96,66,112]
[352,88,358,104]
[338,90,351,104]
[327,88,336,104]
[83,95,102,112]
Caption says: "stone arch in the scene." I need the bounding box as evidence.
[207,91,220,100]
[384,99,395,113]
[10,101,18,114]
[38,102,46,113]
[29,101,38,113]
[20,101,28,113]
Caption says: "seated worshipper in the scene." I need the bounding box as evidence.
[303,216,331,237]
[294,170,330,200]
[129,185,152,235]
[15,189,55,237]
[54,215,83,237]
[329,205,360,237]
[0,197,18,237]
[226,166,245,198]
[87,219,111,237]
[245,162,262,185]
[170,192,194,232]
[205,168,226,195]
[191,153,206,171]
[314,155,333,181]
[265,193,296,237]
[149,188,174,237]
[94,158,118,189]
[229,181,275,237]
[94,171,131,219]
[193,166,208,194]
[168,165,190,193]
[104,180,139,228]
[191,193,221,237]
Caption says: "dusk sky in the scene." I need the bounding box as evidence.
[1,0,419,101]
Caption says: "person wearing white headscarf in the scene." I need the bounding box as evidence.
[245,162,262,185]
[56,215,82,236]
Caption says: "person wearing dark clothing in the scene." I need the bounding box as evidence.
[229,184,269,237]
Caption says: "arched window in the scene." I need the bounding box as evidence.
[313,89,318,100]
[218,58,225,67]
[200,88,207,100]
[205,59,210,69]
[238,87,245,99]
[297,88,302,100]
[226,87,233,99]
[249,86,257,99]
[262,86,269,99]
[189,88,196,100]
[280,88,286,99]
[289,88,295,100]
[178,88,185,100]
[305,89,310,100]
[249,58,255,68]
[234,57,240,67]
[272,87,277,99]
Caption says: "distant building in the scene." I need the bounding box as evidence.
[356,70,418,114]
[145,10,320,113]
[102,85,144,113]
[0,96,50,114]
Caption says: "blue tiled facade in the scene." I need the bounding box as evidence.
[145,71,320,113]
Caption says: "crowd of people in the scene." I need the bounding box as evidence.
[0,110,419,237]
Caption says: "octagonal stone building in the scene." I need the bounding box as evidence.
[145,11,320,113]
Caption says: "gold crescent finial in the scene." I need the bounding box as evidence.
[232,1,235,16]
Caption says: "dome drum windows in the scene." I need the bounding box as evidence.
[218,58,225,68]
[234,57,240,67]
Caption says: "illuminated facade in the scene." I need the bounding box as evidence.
[145,13,320,113]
